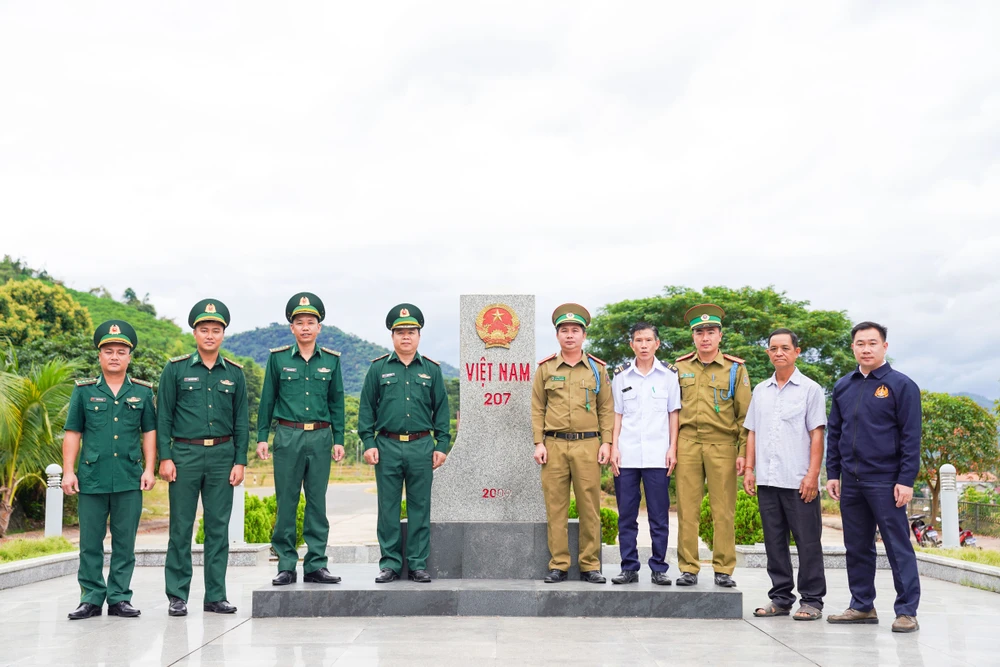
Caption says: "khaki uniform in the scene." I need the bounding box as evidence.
[531,353,613,572]
[675,351,751,575]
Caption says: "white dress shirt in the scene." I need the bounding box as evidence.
[612,358,681,468]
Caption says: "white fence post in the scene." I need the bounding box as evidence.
[229,482,245,544]
[45,464,63,538]
[939,464,959,548]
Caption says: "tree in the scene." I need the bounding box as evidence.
[0,346,78,537]
[919,391,999,521]
[587,285,856,394]
[16,332,168,389]
[121,288,156,316]
[0,278,92,346]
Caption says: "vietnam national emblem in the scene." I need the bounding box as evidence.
[109,324,121,334]
[476,304,520,349]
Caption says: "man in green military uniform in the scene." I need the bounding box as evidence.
[257,292,345,585]
[61,320,157,620]
[358,303,450,583]
[531,304,613,584]
[157,299,249,616]
[674,304,751,588]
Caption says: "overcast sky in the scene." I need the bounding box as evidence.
[2,2,998,398]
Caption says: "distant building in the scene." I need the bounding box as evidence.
[957,472,999,495]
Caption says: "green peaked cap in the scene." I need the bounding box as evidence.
[188,298,230,328]
[685,303,725,329]
[286,292,325,322]
[386,303,423,330]
[552,303,591,328]
[93,319,137,350]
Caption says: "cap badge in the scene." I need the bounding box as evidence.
[701,314,710,321]
[300,296,310,306]
[566,313,576,321]
[400,308,410,317]
[205,303,216,313]
[109,324,121,334]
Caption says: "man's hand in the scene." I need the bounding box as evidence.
[61,471,79,496]
[140,470,156,491]
[665,447,677,476]
[736,456,746,476]
[256,441,269,461]
[610,446,621,477]
[799,473,820,503]
[743,469,756,496]
[158,459,177,482]
[332,445,345,462]
[826,479,841,501]
[894,484,913,508]
[433,451,447,470]
[598,443,611,465]
[230,464,245,486]
[533,443,547,465]
[363,447,379,465]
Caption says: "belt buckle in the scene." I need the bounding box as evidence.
[204,438,216,446]
[304,423,315,431]
[399,434,410,442]
[568,433,578,441]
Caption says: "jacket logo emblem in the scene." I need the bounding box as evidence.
[874,385,889,398]
[318,368,331,373]
[126,396,141,403]
[220,379,234,386]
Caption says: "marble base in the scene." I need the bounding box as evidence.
[735,544,891,569]
[252,564,742,618]
[0,552,79,591]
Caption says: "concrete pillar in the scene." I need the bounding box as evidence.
[45,464,63,538]
[229,482,245,544]
[939,464,959,548]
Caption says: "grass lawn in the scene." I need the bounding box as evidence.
[0,536,76,563]
[245,462,375,487]
[917,546,1000,567]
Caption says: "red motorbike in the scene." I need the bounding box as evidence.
[909,514,941,547]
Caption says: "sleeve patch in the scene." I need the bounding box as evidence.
[269,345,291,353]
[223,357,244,369]
[321,347,341,357]
[169,353,192,363]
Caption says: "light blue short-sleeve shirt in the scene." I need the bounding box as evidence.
[612,359,681,468]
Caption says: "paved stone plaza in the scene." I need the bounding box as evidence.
[1,563,996,666]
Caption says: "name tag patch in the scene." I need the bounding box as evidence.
[183,377,200,382]
[679,373,695,379]
[89,397,106,402]
[282,368,298,373]
[550,376,565,381]
[381,373,395,378]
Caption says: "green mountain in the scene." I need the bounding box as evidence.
[954,392,995,411]
[68,288,193,356]
[223,323,459,395]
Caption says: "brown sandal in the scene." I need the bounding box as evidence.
[793,604,822,621]
[753,602,791,617]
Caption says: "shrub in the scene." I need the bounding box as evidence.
[196,492,304,546]
[601,468,616,496]
[0,536,75,563]
[698,489,764,550]
[568,498,619,545]
[400,499,407,519]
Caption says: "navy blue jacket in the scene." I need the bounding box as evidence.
[826,363,921,487]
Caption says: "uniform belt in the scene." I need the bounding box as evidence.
[545,431,599,441]
[380,430,431,442]
[174,436,232,446]
[278,419,331,432]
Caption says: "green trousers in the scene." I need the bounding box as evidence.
[164,442,235,603]
[272,424,331,573]
[374,434,434,573]
[77,490,142,606]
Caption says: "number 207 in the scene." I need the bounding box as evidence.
[483,392,512,406]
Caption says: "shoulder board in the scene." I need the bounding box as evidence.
[723,353,745,364]
[422,355,440,366]
[537,353,557,365]
[223,357,243,369]
[131,378,154,388]
[269,345,291,353]
[675,352,696,362]
[586,353,607,366]
[75,377,98,387]
[371,353,390,363]
[612,361,632,378]
[170,353,192,363]
[664,362,678,373]
[320,347,341,357]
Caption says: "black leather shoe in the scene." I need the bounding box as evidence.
[168,596,187,617]
[580,570,606,584]
[651,571,673,586]
[714,573,737,588]
[543,569,568,583]
[272,570,297,586]
[204,600,237,614]
[612,570,639,584]
[107,601,141,617]
[676,572,699,586]
[375,568,400,583]
[303,567,341,584]
[407,569,432,583]
[67,602,102,620]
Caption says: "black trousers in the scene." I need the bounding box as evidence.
[758,485,827,609]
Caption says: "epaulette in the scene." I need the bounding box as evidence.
[664,362,678,373]
[269,345,291,353]
[422,355,441,366]
[723,353,745,364]
[371,353,390,363]
[538,353,557,365]
[75,377,98,387]
[586,353,607,366]
[132,378,154,388]
[321,347,341,357]
[612,361,632,378]
[675,352,696,362]
[223,357,243,369]
[170,353,192,363]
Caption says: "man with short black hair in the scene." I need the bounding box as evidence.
[826,321,922,633]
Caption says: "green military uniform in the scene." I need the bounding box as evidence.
[530,304,613,574]
[674,304,751,577]
[357,304,450,575]
[65,321,155,608]
[157,299,249,606]
[257,293,345,576]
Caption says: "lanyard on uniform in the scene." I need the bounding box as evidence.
[584,357,601,412]
[710,364,739,413]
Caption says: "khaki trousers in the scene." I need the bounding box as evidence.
[675,437,737,575]
[541,437,602,572]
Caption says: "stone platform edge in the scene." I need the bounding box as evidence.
[104,544,271,567]
[736,544,891,570]
[326,544,714,564]
[0,551,79,590]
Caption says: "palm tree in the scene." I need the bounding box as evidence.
[0,345,78,537]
